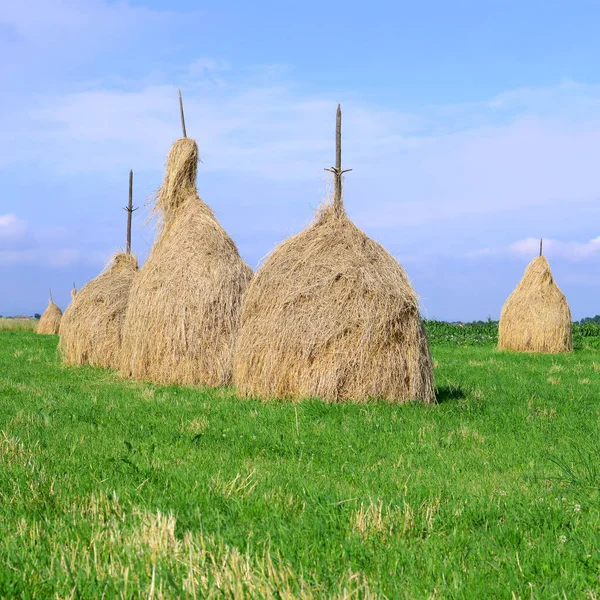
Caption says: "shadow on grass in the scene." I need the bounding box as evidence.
[435,385,466,403]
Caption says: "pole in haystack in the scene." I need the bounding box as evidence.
[178,88,187,138]
[123,169,138,254]
[326,104,352,214]
[539,238,543,257]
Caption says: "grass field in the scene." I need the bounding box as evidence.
[1,327,600,598]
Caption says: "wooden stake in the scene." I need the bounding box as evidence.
[123,169,138,254]
[325,104,351,214]
[178,88,187,138]
[539,238,543,257]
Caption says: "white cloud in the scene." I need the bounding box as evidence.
[0,213,105,268]
[2,77,599,233]
[0,214,27,239]
[472,236,600,261]
[0,246,104,268]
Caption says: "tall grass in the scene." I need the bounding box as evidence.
[0,318,38,332]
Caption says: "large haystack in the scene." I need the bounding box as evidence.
[37,295,62,335]
[233,106,435,403]
[119,137,252,386]
[58,252,139,368]
[498,255,572,353]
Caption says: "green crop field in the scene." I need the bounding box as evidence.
[1,326,600,598]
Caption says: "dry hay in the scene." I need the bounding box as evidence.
[119,138,252,386]
[37,298,62,335]
[233,203,435,403]
[58,252,139,369]
[498,255,572,353]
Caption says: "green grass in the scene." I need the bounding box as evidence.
[1,331,600,598]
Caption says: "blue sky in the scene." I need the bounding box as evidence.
[2,0,600,320]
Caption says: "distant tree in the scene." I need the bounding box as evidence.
[34,313,41,319]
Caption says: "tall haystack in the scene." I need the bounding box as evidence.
[498,243,572,353]
[37,292,62,334]
[59,171,139,369]
[233,105,435,403]
[119,93,252,386]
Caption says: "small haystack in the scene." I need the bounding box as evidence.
[59,171,139,369]
[233,105,435,403]
[498,243,572,353]
[59,253,139,368]
[37,292,62,334]
[120,95,252,386]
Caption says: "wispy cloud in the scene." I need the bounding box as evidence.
[0,214,27,239]
[0,213,106,268]
[471,236,600,261]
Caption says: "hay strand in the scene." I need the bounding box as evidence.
[59,252,139,368]
[119,137,252,386]
[498,255,572,353]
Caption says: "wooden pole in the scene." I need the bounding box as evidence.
[325,104,351,215]
[123,169,138,254]
[334,104,342,212]
[540,238,543,257]
[178,88,187,138]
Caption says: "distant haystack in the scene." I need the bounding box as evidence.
[59,252,139,368]
[233,106,435,403]
[498,251,572,353]
[119,135,252,386]
[37,294,62,335]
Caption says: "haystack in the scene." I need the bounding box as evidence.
[119,136,252,386]
[58,252,139,368]
[233,106,435,403]
[498,250,572,353]
[37,293,62,334]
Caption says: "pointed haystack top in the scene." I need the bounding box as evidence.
[156,138,200,217]
[233,105,435,403]
[498,254,572,353]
